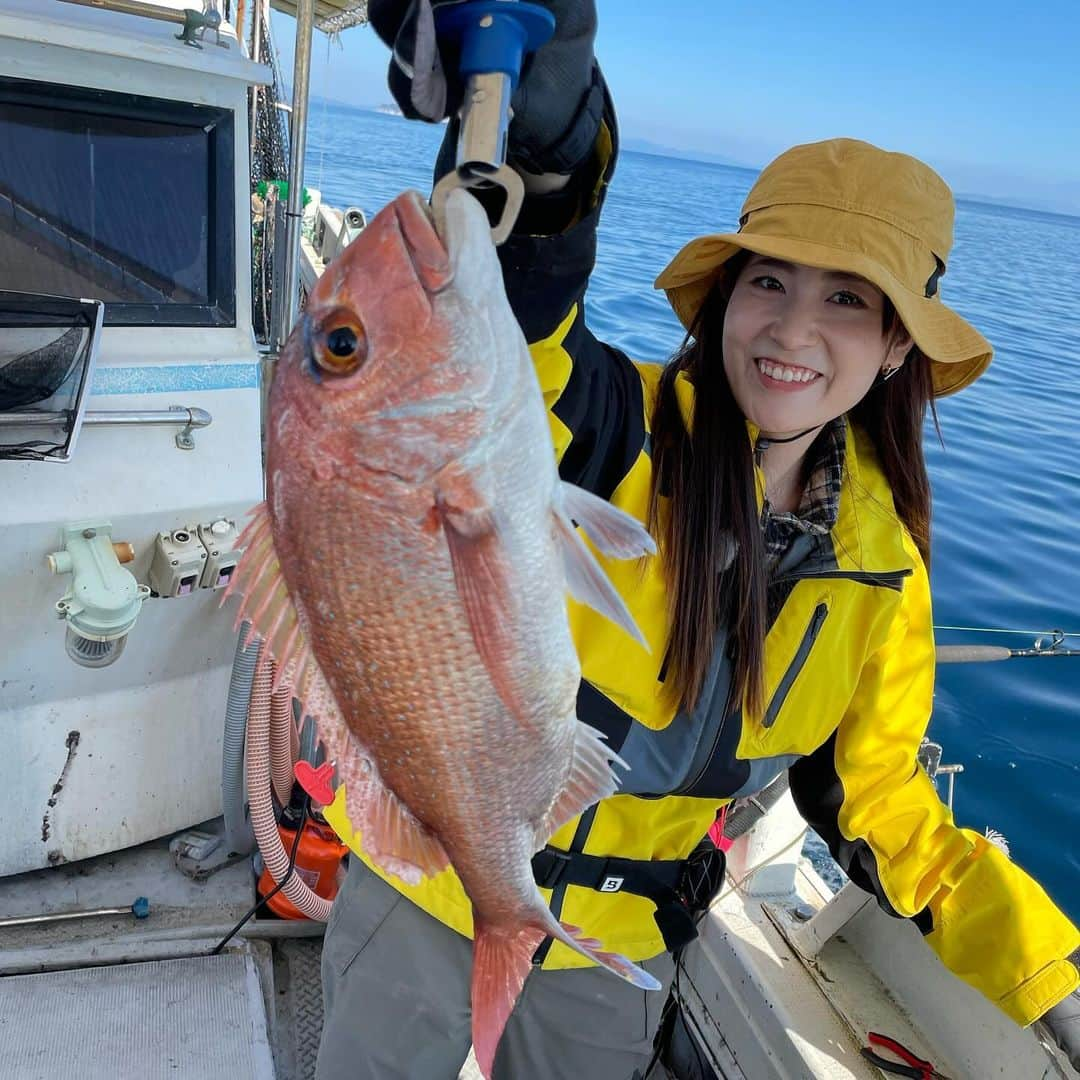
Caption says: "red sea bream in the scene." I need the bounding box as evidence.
[227,188,661,1076]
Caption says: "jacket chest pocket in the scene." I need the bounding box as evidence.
[745,593,846,757]
[763,601,829,729]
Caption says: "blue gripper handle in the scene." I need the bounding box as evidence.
[434,1,556,89]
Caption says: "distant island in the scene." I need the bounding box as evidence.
[620,136,757,173]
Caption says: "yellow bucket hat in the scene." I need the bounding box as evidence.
[654,138,992,396]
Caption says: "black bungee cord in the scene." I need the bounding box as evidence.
[210,794,311,956]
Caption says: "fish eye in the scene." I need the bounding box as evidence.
[327,327,358,356]
[313,309,368,376]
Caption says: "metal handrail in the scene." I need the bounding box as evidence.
[0,406,212,450]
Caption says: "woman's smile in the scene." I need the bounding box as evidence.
[754,356,823,389]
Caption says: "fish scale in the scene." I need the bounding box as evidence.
[227,187,662,1078]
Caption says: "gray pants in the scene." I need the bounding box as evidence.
[316,859,676,1080]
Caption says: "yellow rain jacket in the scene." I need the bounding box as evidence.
[325,124,1080,1028]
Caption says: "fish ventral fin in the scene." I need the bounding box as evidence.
[470,919,548,1080]
[435,465,538,731]
[553,503,651,651]
[538,721,627,844]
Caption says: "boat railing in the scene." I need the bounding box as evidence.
[0,405,213,450]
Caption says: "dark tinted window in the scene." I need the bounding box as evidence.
[0,78,235,326]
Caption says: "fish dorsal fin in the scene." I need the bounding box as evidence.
[538,722,627,844]
[227,504,449,886]
[224,503,338,725]
[553,508,650,650]
[559,481,656,560]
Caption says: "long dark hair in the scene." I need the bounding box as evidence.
[649,256,937,716]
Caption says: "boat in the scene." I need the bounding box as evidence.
[0,2,1073,1077]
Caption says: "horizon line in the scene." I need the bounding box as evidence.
[310,97,1080,222]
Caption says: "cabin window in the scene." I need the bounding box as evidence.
[0,77,235,327]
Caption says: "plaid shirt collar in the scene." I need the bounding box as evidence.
[762,417,846,561]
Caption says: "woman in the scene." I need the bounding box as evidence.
[315,3,1080,1077]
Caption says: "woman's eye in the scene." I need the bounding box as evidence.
[831,290,865,307]
[751,275,783,291]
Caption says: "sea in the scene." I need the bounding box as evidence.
[301,102,1080,923]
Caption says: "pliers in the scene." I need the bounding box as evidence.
[860,1031,951,1079]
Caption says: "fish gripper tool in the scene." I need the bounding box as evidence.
[430,0,556,244]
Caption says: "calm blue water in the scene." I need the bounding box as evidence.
[302,103,1080,923]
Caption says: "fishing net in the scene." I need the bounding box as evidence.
[250,3,292,343]
[0,292,103,462]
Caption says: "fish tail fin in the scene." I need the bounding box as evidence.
[545,917,662,992]
[470,917,546,1080]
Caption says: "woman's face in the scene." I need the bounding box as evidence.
[722,255,911,438]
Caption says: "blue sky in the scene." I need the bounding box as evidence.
[272,2,1080,212]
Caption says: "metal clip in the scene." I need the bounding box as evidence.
[430,2,555,245]
[431,73,524,245]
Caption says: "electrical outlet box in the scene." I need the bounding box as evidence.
[197,518,243,590]
[148,528,206,597]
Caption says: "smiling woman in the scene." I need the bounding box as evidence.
[649,137,986,716]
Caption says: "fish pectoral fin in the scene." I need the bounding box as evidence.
[539,722,627,843]
[559,482,657,559]
[336,744,449,884]
[470,918,548,1080]
[554,509,651,651]
[224,502,340,729]
[435,467,538,731]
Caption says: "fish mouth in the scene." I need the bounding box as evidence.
[395,191,453,294]
[435,188,500,303]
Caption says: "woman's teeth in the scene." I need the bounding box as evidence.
[756,358,820,384]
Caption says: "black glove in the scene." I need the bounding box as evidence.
[1041,990,1080,1073]
[369,0,603,174]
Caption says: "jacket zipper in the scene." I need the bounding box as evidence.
[763,602,829,728]
[667,677,738,798]
[773,568,912,590]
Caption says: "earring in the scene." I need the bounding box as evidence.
[880,365,900,382]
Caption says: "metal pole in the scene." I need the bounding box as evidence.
[57,0,185,25]
[275,0,315,352]
[0,897,149,929]
[0,407,211,431]
[249,0,265,155]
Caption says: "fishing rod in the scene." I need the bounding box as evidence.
[429,0,556,244]
[936,629,1080,664]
